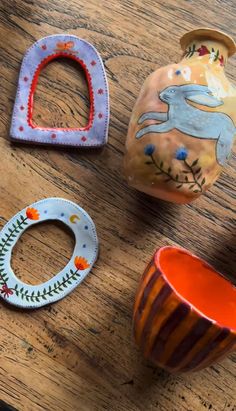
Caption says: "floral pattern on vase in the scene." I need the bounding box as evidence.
[184,44,225,66]
[144,145,205,193]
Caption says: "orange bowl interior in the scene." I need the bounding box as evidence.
[157,247,236,330]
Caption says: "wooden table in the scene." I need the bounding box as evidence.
[0,1,235,410]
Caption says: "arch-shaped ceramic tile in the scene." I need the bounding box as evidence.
[10,34,109,147]
[0,198,99,308]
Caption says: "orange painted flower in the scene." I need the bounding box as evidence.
[26,207,40,220]
[74,256,90,270]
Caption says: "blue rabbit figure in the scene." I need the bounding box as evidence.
[136,84,236,166]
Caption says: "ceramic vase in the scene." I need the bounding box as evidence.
[124,28,236,203]
[133,246,236,373]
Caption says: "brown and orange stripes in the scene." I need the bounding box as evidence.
[133,258,236,373]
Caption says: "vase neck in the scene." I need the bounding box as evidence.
[181,39,228,68]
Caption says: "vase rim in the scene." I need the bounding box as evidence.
[180,28,236,57]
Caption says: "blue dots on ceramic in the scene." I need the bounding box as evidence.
[175,147,188,161]
[144,144,155,156]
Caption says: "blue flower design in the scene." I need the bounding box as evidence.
[175,147,188,161]
[175,70,181,75]
[144,144,155,156]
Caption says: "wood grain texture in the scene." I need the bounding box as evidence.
[0,0,235,410]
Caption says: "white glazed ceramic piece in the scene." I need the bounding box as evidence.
[0,198,98,308]
[10,34,109,147]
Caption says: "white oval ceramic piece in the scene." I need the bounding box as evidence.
[10,34,109,147]
[0,198,98,308]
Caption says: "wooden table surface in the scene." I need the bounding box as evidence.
[0,1,235,410]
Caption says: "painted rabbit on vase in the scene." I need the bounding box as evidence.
[124,28,236,203]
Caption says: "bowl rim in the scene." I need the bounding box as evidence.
[154,245,236,334]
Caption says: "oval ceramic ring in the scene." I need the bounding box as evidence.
[133,246,236,373]
[0,198,98,308]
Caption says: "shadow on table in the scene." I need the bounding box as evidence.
[208,231,236,286]
[0,400,18,411]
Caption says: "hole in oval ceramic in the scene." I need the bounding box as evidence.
[11,221,75,286]
[32,57,90,128]
[159,247,236,329]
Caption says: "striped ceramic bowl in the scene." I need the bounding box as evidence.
[133,246,236,373]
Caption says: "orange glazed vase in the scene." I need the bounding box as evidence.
[133,247,236,373]
[124,28,236,203]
